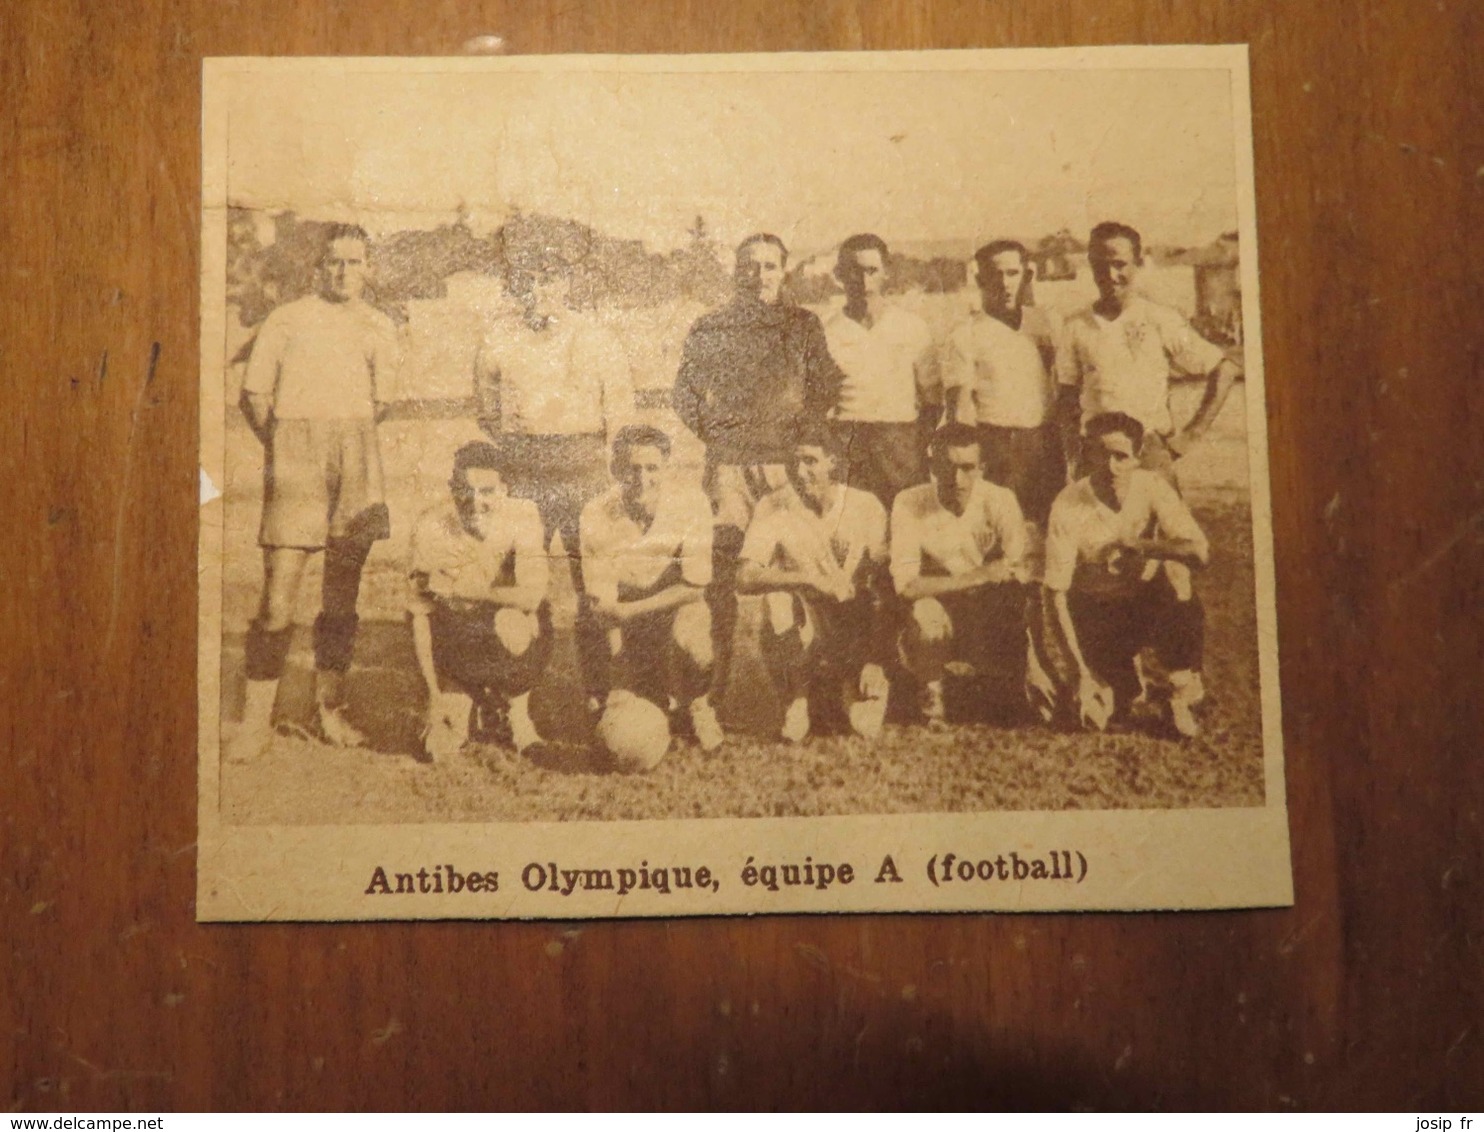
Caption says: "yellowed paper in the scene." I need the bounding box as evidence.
[198,46,1290,920]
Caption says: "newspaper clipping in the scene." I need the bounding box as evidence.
[197,46,1291,920]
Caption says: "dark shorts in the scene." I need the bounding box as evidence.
[978,423,1066,526]
[835,420,930,509]
[598,569,709,706]
[428,599,553,697]
[609,605,683,707]
[933,584,1030,678]
[762,591,883,731]
[763,589,890,681]
[496,432,610,549]
[1067,577,1204,704]
[260,418,389,549]
[803,593,879,680]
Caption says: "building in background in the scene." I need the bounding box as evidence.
[1160,232,1243,347]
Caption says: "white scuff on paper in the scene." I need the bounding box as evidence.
[200,467,221,505]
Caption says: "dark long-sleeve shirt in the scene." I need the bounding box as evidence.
[671,298,844,465]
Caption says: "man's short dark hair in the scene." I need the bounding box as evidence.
[1084,411,1145,450]
[1089,221,1143,262]
[450,440,509,493]
[788,419,850,465]
[972,239,1033,307]
[973,239,1028,276]
[836,233,890,274]
[736,232,788,268]
[323,222,371,249]
[611,424,672,471]
[929,422,982,460]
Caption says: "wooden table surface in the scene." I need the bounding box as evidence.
[3,0,1480,1112]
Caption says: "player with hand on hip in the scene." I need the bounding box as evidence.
[1055,221,1243,485]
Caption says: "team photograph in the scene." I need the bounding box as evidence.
[206,59,1274,826]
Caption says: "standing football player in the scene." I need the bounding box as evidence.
[1055,221,1242,484]
[230,223,400,761]
[671,233,845,706]
[821,233,939,508]
[942,240,1064,525]
[473,240,636,707]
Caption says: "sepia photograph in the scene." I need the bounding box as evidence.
[198,48,1290,919]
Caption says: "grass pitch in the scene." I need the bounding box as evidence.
[216,493,1264,825]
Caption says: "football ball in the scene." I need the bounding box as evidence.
[598,692,672,773]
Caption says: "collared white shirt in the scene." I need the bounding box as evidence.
[243,295,401,420]
[741,482,888,579]
[1042,470,1208,597]
[580,482,714,606]
[475,316,635,436]
[407,498,548,613]
[822,302,937,424]
[1055,295,1225,435]
[889,479,1026,592]
[941,307,1058,429]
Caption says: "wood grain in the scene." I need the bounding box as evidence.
[2,0,1480,1111]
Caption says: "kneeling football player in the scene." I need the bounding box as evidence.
[891,423,1031,726]
[737,422,892,743]
[1040,412,1210,736]
[580,425,723,764]
[407,441,552,762]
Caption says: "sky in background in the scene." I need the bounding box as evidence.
[221,57,1241,257]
